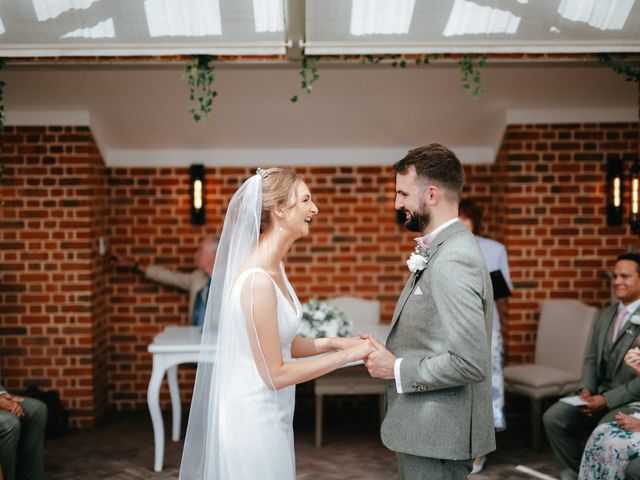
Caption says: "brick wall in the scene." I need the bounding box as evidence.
[498,122,639,364]
[0,126,109,427]
[107,164,494,410]
[1,121,638,423]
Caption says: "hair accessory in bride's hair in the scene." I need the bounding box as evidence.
[256,167,268,179]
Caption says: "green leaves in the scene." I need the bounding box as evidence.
[291,54,319,103]
[185,55,217,121]
[598,53,640,83]
[458,54,487,100]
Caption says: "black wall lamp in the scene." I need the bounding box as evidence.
[630,158,640,234]
[190,164,206,226]
[607,156,624,227]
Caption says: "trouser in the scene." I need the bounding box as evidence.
[0,397,47,480]
[396,452,473,480]
[627,458,640,480]
[543,401,620,480]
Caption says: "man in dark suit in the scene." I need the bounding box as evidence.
[0,383,47,480]
[544,253,640,480]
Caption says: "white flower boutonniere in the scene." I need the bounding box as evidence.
[630,314,640,326]
[407,245,430,273]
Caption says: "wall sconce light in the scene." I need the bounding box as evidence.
[190,164,205,226]
[630,158,640,234]
[606,156,623,227]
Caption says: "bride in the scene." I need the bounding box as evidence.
[179,168,374,479]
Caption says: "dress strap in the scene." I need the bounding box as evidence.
[237,267,277,288]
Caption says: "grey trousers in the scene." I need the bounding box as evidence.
[0,397,47,480]
[627,458,640,480]
[543,401,624,480]
[396,452,473,480]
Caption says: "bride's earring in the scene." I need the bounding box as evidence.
[278,226,284,232]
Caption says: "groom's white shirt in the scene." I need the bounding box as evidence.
[393,216,460,394]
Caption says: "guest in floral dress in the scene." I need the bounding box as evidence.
[579,347,640,480]
[459,199,512,474]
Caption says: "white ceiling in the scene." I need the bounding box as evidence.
[0,0,638,166]
[1,0,639,56]
[4,61,637,166]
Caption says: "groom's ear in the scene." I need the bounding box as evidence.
[425,185,439,205]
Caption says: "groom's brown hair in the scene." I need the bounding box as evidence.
[393,144,464,199]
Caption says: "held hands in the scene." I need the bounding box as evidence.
[577,388,607,416]
[341,338,375,364]
[0,393,24,417]
[616,411,640,432]
[362,335,397,380]
[625,347,640,376]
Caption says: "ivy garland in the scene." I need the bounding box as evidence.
[598,53,640,83]
[185,52,490,117]
[290,55,319,103]
[289,53,488,104]
[459,54,487,100]
[185,55,217,121]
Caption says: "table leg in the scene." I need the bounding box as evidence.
[147,358,166,472]
[167,365,181,442]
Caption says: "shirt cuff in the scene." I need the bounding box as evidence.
[0,392,7,396]
[394,358,404,394]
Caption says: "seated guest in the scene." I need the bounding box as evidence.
[0,382,47,480]
[111,236,218,327]
[579,347,640,480]
[544,253,640,480]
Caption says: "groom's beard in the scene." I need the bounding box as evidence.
[396,202,430,233]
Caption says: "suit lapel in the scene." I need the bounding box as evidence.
[597,306,617,368]
[390,273,417,330]
[613,307,640,373]
[389,221,464,331]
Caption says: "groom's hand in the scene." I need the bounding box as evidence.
[363,336,396,380]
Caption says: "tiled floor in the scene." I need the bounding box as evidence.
[44,408,561,479]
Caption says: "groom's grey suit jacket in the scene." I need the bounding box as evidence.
[382,221,496,461]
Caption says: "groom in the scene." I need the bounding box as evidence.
[364,144,495,479]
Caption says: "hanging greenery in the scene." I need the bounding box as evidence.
[348,53,487,99]
[185,55,217,121]
[598,53,640,83]
[290,54,319,103]
[458,54,487,100]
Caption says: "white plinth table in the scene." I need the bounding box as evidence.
[147,326,210,472]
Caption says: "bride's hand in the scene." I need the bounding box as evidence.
[343,339,375,363]
[331,336,368,351]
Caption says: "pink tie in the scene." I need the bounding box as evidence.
[612,307,628,343]
[418,236,432,249]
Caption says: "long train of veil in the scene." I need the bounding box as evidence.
[179,174,272,479]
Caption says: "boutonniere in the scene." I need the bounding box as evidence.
[629,315,640,326]
[407,245,430,273]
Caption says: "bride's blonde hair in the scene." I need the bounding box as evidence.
[259,168,303,233]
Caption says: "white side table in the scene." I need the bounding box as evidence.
[147,326,207,472]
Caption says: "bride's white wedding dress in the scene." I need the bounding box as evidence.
[216,266,301,479]
[180,174,303,480]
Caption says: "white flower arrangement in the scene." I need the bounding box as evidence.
[407,245,430,273]
[298,299,353,338]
